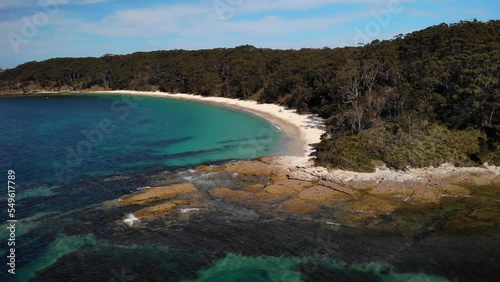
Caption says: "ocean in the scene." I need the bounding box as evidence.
[0,94,283,281]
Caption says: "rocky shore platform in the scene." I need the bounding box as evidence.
[102,157,499,231]
[33,157,499,281]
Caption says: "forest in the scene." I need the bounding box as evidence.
[1,20,498,172]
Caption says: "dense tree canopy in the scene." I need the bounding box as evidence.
[1,20,498,171]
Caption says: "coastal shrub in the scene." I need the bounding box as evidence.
[382,125,483,169]
[315,133,379,173]
[478,126,500,165]
[481,147,500,165]
[316,123,486,171]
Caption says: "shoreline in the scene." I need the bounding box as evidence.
[0,90,323,166]
[90,90,500,183]
[89,90,326,165]
[3,90,499,180]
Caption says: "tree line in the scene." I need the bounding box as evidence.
[1,20,498,171]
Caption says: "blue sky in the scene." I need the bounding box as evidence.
[0,0,498,69]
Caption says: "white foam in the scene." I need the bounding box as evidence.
[136,186,151,191]
[179,208,201,214]
[123,213,140,227]
[178,169,195,175]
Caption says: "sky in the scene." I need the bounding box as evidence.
[0,0,498,69]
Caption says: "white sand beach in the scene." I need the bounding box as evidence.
[91,90,326,164]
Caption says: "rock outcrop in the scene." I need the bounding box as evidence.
[120,183,197,205]
[134,200,190,220]
[115,157,499,225]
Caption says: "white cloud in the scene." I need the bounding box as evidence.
[0,0,110,9]
[406,8,439,18]
[73,4,211,37]
[215,0,414,13]
[67,1,376,38]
